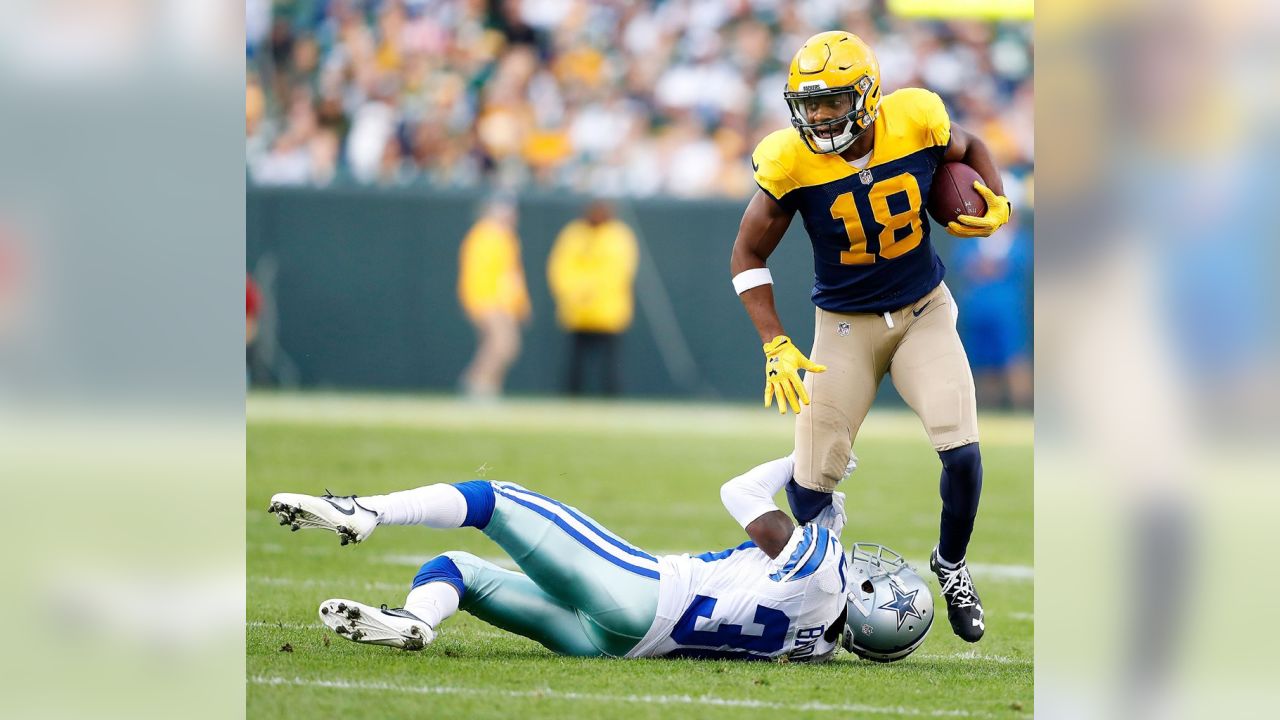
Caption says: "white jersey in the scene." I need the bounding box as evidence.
[627,524,847,662]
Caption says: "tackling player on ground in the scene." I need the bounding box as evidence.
[267,454,933,662]
[730,31,1011,642]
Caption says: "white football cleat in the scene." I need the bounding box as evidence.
[268,492,379,545]
[318,599,435,651]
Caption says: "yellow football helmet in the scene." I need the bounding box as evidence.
[785,31,882,154]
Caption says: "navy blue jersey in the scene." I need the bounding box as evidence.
[753,88,950,314]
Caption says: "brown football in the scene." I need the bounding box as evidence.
[927,162,987,226]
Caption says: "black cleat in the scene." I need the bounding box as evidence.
[930,547,985,643]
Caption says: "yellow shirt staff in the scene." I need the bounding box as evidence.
[547,213,638,335]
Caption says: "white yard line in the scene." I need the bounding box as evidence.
[249,675,1001,717]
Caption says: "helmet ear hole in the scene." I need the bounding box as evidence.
[861,580,875,593]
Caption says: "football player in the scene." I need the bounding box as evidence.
[729,31,1011,643]
[267,455,931,662]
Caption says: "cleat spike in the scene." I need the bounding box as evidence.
[291,524,300,531]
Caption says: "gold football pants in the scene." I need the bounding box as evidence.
[794,282,979,492]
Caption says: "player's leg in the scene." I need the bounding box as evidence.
[317,552,605,656]
[601,333,621,396]
[888,282,985,641]
[478,481,660,656]
[278,480,660,656]
[791,307,894,521]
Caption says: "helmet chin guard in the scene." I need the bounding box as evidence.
[785,31,882,155]
[784,80,877,155]
[842,542,934,662]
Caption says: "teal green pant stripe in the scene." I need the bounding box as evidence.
[444,485,660,657]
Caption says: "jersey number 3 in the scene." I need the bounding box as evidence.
[831,172,924,265]
[671,595,790,653]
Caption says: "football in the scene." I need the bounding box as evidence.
[927,162,987,226]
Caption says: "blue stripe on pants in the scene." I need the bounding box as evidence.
[496,485,656,563]
[492,488,659,580]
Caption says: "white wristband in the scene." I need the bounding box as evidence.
[732,268,773,295]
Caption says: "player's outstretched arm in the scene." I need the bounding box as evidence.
[942,124,1012,238]
[730,192,826,415]
[720,456,797,558]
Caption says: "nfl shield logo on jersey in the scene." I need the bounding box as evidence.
[859,169,873,185]
[837,321,851,337]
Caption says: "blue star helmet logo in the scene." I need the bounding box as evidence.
[877,582,923,630]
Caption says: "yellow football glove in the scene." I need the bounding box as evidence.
[762,335,826,415]
[946,181,1011,238]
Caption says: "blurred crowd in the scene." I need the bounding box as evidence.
[246,0,1033,202]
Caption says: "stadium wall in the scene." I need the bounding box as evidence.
[246,186,1016,403]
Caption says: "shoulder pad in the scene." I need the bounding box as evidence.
[769,524,839,583]
[882,88,951,148]
[752,129,803,201]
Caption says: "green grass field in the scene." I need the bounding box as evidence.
[247,393,1033,718]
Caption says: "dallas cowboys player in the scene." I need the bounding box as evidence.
[268,456,853,660]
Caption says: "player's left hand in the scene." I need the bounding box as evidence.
[946,181,1011,238]
[762,335,826,415]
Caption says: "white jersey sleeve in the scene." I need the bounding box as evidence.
[628,524,847,662]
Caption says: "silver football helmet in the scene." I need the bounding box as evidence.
[842,543,934,662]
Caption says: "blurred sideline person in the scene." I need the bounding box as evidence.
[952,218,1032,410]
[547,200,638,396]
[730,32,1013,643]
[247,274,261,385]
[458,198,530,400]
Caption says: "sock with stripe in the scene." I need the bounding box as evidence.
[359,481,495,529]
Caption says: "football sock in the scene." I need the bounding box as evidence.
[360,484,470,528]
[934,547,962,569]
[407,555,465,627]
[786,479,834,524]
[937,443,983,563]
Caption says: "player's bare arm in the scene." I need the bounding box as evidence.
[942,123,1012,237]
[744,510,796,558]
[731,191,827,415]
[730,190,793,343]
[944,123,1004,196]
